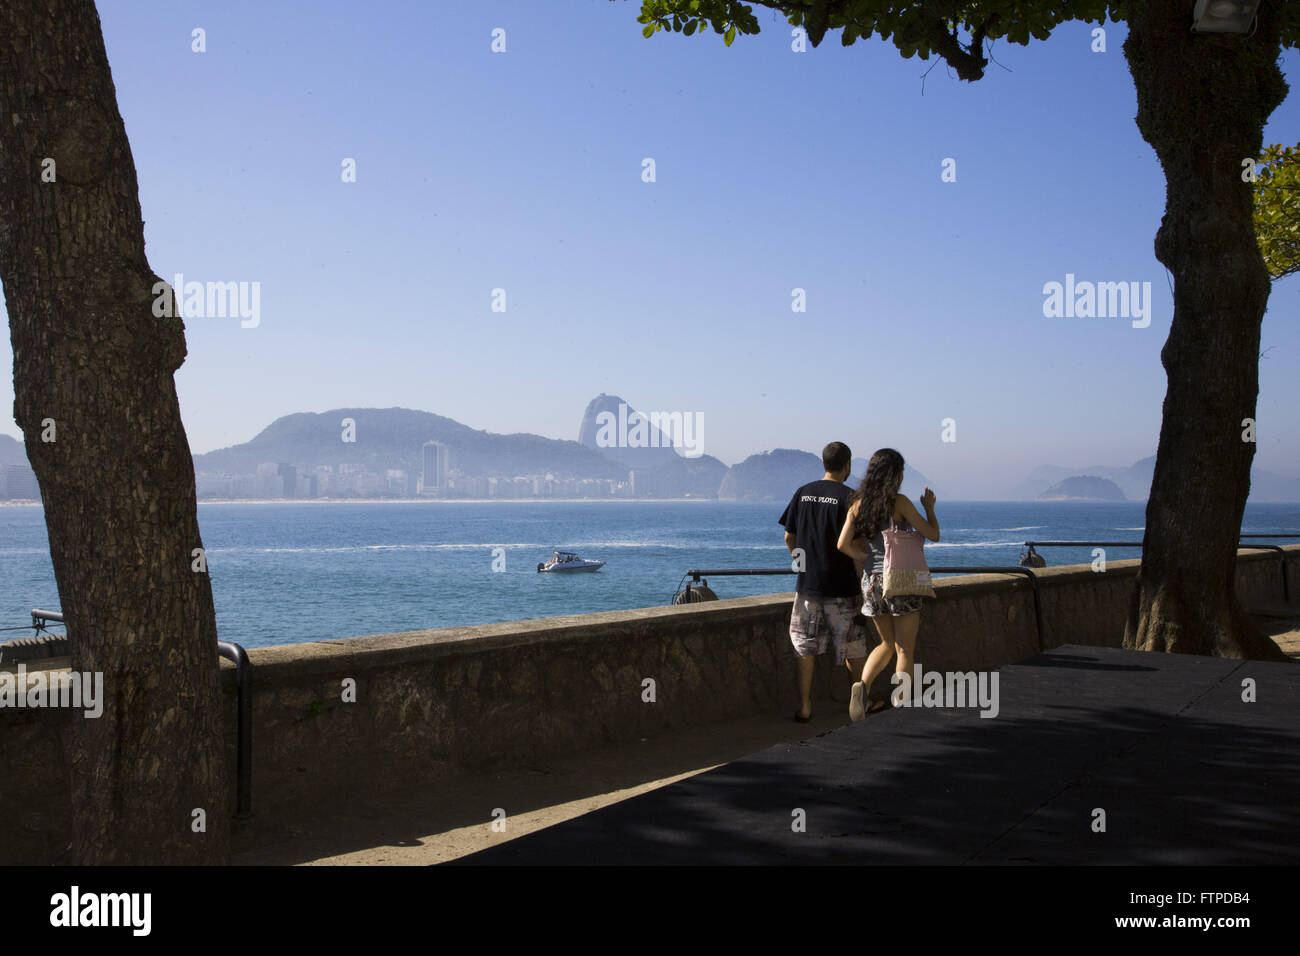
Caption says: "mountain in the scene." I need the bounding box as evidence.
[576,393,727,496]
[0,434,28,467]
[1037,476,1127,502]
[193,407,626,480]
[577,393,682,470]
[719,449,821,501]
[1107,456,1155,500]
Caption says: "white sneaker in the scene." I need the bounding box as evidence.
[849,681,866,722]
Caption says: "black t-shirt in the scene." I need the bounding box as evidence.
[778,479,859,598]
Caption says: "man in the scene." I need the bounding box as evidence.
[779,441,869,723]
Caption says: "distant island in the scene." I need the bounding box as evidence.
[1037,476,1127,502]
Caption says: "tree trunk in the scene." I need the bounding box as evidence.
[1122,0,1291,661]
[0,0,231,861]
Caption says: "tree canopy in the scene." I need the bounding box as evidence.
[626,1,1300,78]
[1254,143,1300,281]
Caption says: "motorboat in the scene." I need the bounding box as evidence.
[537,550,605,573]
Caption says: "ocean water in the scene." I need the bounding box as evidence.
[2,500,1298,649]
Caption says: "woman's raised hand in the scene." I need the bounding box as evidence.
[921,487,936,511]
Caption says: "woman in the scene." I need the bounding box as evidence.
[837,448,940,719]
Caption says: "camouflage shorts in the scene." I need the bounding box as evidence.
[789,594,868,665]
[861,572,925,618]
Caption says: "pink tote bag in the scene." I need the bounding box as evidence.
[881,517,935,599]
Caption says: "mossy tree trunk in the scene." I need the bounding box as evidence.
[0,0,231,860]
[1122,0,1290,661]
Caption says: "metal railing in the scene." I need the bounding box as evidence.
[217,641,253,818]
[681,565,1047,652]
[31,608,65,633]
[1023,535,1297,603]
[6,609,253,818]
[1023,541,1142,548]
[1236,535,1298,603]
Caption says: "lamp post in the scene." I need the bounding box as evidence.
[1191,0,1264,33]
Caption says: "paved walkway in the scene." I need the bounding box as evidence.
[452,644,1300,865]
[233,709,858,865]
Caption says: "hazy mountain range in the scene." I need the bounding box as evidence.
[716,449,935,502]
[3,401,1298,500]
[1011,459,1156,500]
[1011,456,1300,503]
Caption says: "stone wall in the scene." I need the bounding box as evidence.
[2,545,1295,864]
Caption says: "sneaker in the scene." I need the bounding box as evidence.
[849,681,866,722]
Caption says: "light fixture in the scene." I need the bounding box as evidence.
[1192,0,1262,33]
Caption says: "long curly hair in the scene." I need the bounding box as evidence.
[850,448,905,541]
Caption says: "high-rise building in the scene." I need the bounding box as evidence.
[255,473,283,498]
[422,441,449,495]
[277,464,297,499]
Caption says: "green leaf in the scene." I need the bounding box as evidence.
[724,23,737,46]
[684,20,697,36]
[643,23,655,38]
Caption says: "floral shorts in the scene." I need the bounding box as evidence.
[789,594,868,665]
[861,572,925,618]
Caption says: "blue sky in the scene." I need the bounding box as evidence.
[2,0,1298,497]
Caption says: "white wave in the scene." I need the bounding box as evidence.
[562,540,782,549]
[1001,526,1044,531]
[207,540,807,555]
[209,543,550,554]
